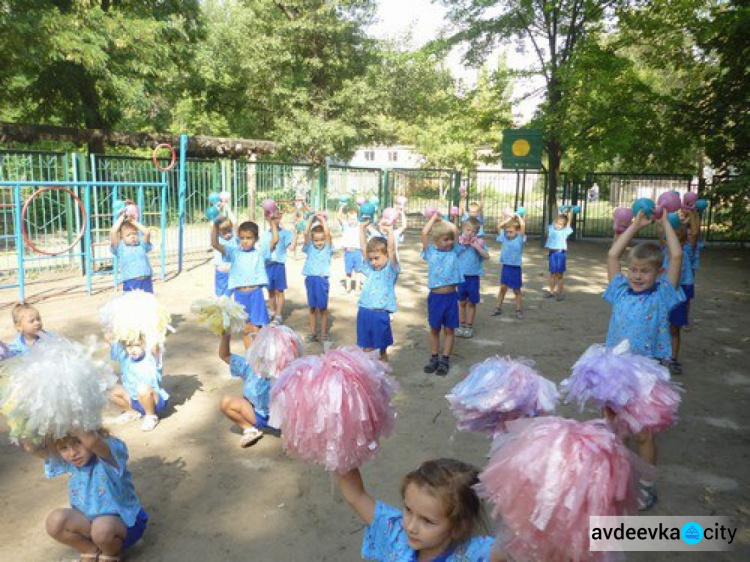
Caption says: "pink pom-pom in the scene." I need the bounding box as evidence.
[356,197,366,206]
[245,325,304,379]
[502,207,513,217]
[459,185,468,196]
[423,205,437,218]
[124,201,139,221]
[449,205,460,217]
[478,417,640,562]
[261,199,277,216]
[612,207,633,233]
[682,191,698,210]
[657,191,681,213]
[315,210,328,220]
[446,357,558,435]
[219,191,231,203]
[396,196,407,208]
[381,207,399,223]
[560,342,682,434]
[270,346,398,473]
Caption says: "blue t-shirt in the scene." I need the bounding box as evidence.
[421,244,464,289]
[457,241,487,276]
[545,225,573,251]
[359,262,399,313]
[461,213,485,237]
[111,241,153,282]
[230,353,272,419]
[496,231,525,266]
[603,274,685,359]
[362,501,495,562]
[7,332,42,356]
[302,241,333,277]
[111,343,169,402]
[225,243,271,289]
[663,244,694,286]
[45,437,144,526]
[213,235,238,268]
[261,228,294,263]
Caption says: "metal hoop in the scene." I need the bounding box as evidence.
[152,143,177,171]
[21,187,87,256]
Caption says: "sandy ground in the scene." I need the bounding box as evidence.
[1,234,749,562]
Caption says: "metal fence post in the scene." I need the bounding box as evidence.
[177,134,188,273]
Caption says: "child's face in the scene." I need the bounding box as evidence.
[347,213,358,227]
[312,232,326,249]
[468,205,479,218]
[554,217,567,230]
[367,249,388,270]
[56,437,93,468]
[434,234,454,251]
[238,230,257,250]
[402,483,453,559]
[504,226,519,239]
[121,226,139,246]
[16,310,42,337]
[461,225,477,239]
[626,258,660,293]
[124,341,146,360]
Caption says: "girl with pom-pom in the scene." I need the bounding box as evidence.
[24,429,148,562]
[605,210,684,509]
[459,190,485,237]
[261,208,295,326]
[108,335,169,432]
[8,302,45,356]
[216,330,274,448]
[211,219,279,348]
[421,212,462,376]
[543,210,574,301]
[110,212,154,293]
[302,213,334,342]
[213,206,238,297]
[456,217,489,339]
[336,459,502,561]
[337,203,364,294]
[493,214,526,319]
[357,220,399,361]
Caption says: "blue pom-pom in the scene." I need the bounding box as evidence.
[369,196,380,206]
[632,198,656,218]
[572,205,581,214]
[339,195,350,203]
[516,206,526,217]
[667,212,682,229]
[208,192,220,204]
[205,206,220,221]
[695,199,708,212]
[359,202,376,221]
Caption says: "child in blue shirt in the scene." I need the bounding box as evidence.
[260,210,295,325]
[7,303,45,357]
[493,214,526,319]
[544,211,574,301]
[605,210,684,510]
[217,330,275,448]
[108,336,169,432]
[213,209,238,297]
[212,219,279,348]
[456,217,489,339]
[28,429,148,561]
[302,213,334,342]
[357,220,399,361]
[336,458,500,562]
[421,212,463,376]
[110,214,154,293]
[459,191,485,237]
[338,205,364,294]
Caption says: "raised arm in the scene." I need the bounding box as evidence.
[359,220,369,252]
[319,214,332,244]
[421,213,439,250]
[607,211,652,281]
[218,331,231,365]
[517,215,526,237]
[335,468,376,526]
[304,215,314,244]
[77,430,115,467]
[383,224,398,268]
[268,216,279,251]
[686,210,700,247]
[472,238,490,260]
[211,222,226,255]
[478,191,485,215]
[110,214,125,249]
[130,219,151,245]
[222,204,237,228]
[661,212,683,288]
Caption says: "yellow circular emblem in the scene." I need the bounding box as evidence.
[512,139,531,157]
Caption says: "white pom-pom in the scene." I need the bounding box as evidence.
[100,291,173,349]
[190,296,248,335]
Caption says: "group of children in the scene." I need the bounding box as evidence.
[1,190,704,562]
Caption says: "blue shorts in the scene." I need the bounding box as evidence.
[265,262,288,291]
[500,265,523,290]
[214,269,230,296]
[669,300,689,327]
[305,276,330,310]
[548,250,567,274]
[344,250,363,275]
[123,508,149,549]
[457,275,480,304]
[356,307,393,351]
[427,290,459,330]
[233,288,269,327]
[244,398,271,430]
[682,284,694,300]
[130,395,168,416]
[123,277,153,293]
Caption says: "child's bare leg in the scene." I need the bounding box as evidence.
[46,508,98,556]
[242,322,255,349]
[380,349,388,362]
[308,308,317,335]
[557,274,565,295]
[458,301,467,326]
[136,385,157,416]
[635,430,657,466]
[276,290,285,317]
[497,285,508,307]
[320,309,329,335]
[514,290,523,312]
[90,515,127,557]
[547,274,556,294]
[109,386,135,412]
[670,324,681,360]
[429,328,441,355]
[467,303,476,326]
[267,289,278,317]
[220,394,257,430]
[442,328,455,356]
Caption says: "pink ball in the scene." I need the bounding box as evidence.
[502,207,513,217]
[682,191,698,209]
[219,191,231,203]
[657,191,681,213]
[356,197,366,206]
[261,199,277,216]
[450,206,460,216]
[653,205,665,219]
[612,207,633,233]
[381,207,399,222]
[124,204,139,221]
[459,186,468,196]
[423,205,438,218]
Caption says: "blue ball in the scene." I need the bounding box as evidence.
[359,202,376,220]
[516,206,526,217]
[558,205,566,212]
[632,198,656,218]
[695,199,708,212]
[339,195,350,203]
[369,196,380,206]
[205,206,220,221]
[112,199,125,218]
[208,192,220,204]
[572,205,581,214]
[667,212,682,229]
